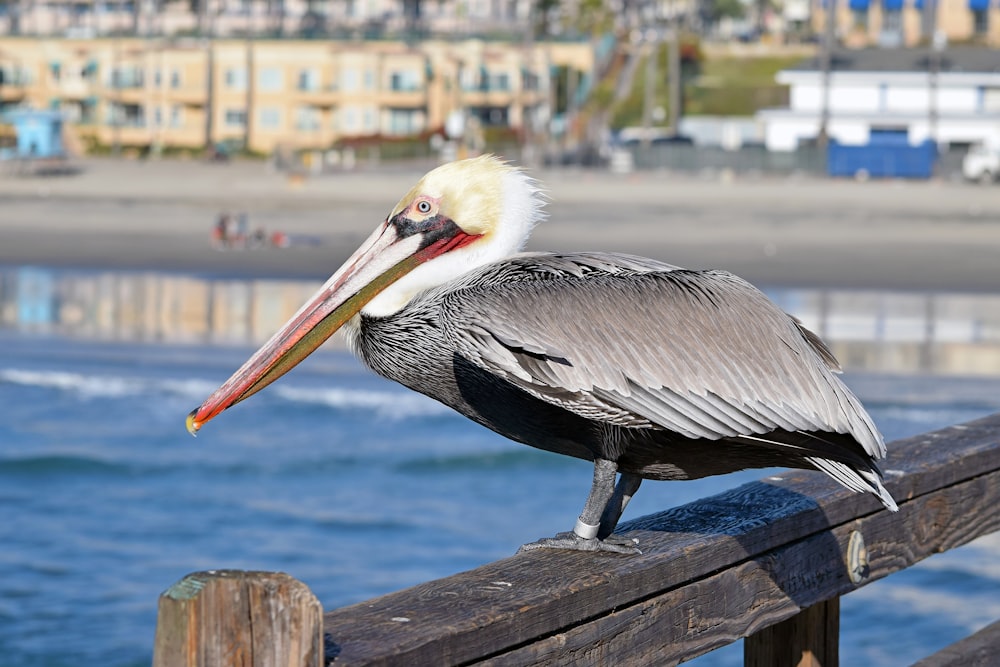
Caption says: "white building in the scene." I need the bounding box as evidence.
[757,48,1000,152]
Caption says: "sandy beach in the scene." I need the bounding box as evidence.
[1,157,999,292]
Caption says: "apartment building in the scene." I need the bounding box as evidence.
[810,0,1000,48]
[0,37,594,154]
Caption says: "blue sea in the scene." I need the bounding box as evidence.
[1,269,1000,666]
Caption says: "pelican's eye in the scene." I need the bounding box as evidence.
[415,199,433,215]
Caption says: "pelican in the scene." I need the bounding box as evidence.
[187,155,898,553]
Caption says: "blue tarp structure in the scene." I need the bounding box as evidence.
[883,0,904,10]
[1,109,65,159]
[828,137,937,179]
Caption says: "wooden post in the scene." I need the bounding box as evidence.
[153,570,322,667]
[744,597,840,667]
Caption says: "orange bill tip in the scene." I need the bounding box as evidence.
[186,409,201,437]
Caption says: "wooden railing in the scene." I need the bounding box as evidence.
[153,413,1000,666]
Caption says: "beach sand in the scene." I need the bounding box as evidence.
[1,157,999,292]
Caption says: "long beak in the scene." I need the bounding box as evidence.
[186,219,470,435]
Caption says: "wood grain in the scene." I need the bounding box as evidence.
[744,599,839,667]
[153,570,322,667]
[912,619,1000,667]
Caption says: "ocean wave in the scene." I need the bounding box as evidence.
[0,368,142,398]
[0,367,447,420]
[274,385,451,420]
[0,454,130,475]
[242,498,412,531]
[0,368,219,401]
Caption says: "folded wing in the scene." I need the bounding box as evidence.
[441,252,885,463]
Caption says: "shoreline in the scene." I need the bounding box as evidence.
[2,157,999,292]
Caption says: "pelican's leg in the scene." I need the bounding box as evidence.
[519,459,640,554]
[597,473,642,540]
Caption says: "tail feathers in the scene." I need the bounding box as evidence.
[806,456,899,512]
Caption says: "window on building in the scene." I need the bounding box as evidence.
[295,105,321,131]
[364,69,375,90]
[341,69,358,92]
[225,68,247,91]
[109,102,145,128]
[387,108,421,135]
[983,87,1000,112]
[62,102,81,123]
[153,69,162,87]
[522,70,538,91]
[80,100,98,124]
[170,69,181,89]
[851,7,868,29]
[972,9,989,35]
[225,109,247,128]
[81,61,98,82]
[470,106,508,126]
[459,67,477,91]
[363,107,376,131]
[390,71,420,92]
[297,69,320,92]
[170,105,183,128]
[259,67,283,92]
[154,107,162,127]
[882,8,901,34]
[110,68,137,89]
[491,73,510,91]
[259,107,281,129]
[341,107,357,132]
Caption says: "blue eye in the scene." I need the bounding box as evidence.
[416,200,432,214]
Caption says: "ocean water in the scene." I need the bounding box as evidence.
[2,306,1000,665]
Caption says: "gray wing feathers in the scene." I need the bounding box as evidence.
[442,253,885,460]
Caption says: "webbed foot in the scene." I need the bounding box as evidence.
[517,531,640,555]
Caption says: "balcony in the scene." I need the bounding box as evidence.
[381,87,426,108]
[291,83,340,107]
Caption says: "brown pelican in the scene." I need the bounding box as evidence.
[187,155,898,553]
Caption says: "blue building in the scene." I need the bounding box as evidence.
[1,109,65,160]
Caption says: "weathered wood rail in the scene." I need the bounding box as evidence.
[154,413,1000,666]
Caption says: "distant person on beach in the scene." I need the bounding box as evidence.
[224,214,238,249]
[212,213,229,250]
[235,213,249,249]
[251,227,267,248]
[271,231,289,248]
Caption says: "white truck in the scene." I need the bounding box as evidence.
[962,142,1000,184]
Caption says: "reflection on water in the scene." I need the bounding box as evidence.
[767,288,1000,377]
[0,266,323,347]
[2,265,999,376]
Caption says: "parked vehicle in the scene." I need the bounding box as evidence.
[962,142,1000,184]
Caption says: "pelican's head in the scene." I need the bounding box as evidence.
[186,155,543,434]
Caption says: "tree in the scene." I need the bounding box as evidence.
[707,0,745,23]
